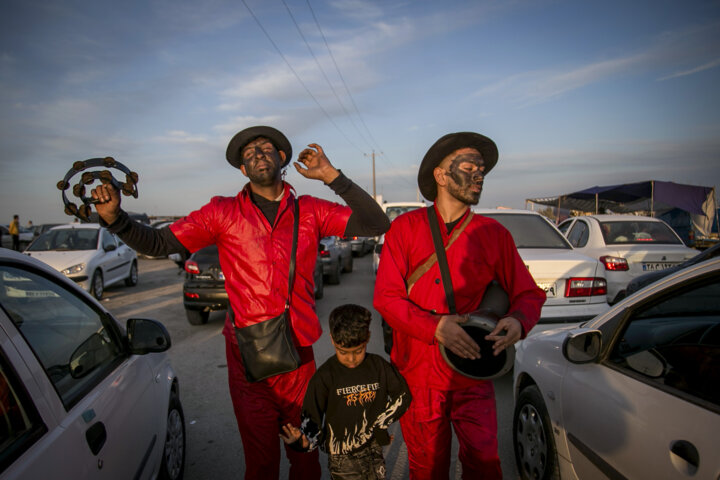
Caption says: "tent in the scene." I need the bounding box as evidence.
[526,180,718,239]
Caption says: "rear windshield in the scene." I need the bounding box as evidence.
[192,245,219,262]
[600,221,682,245]
[482,213,571,249]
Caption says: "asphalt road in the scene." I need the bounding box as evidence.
[101,254,520,479]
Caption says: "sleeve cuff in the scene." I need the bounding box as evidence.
[327,170,351,193]
[103,210,131,234]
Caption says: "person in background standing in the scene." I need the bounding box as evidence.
[8,215,20,251]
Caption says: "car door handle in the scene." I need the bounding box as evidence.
[86,421,107,455]
[669,440,699,475]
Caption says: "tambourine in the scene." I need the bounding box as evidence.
[439,281,513,380]
[56,157,138,222]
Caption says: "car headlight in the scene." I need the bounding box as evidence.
[62,263,86,276]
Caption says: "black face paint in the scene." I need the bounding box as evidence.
[445,153,484,205]
[242,143,283,187]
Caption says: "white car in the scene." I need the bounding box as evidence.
[24,224,138,299]
[373,201,427,274]
[558,214,698,304]
[512,256,720,480]
[0,248,185,479]
[476,209,609,331]
[1,225,34,250]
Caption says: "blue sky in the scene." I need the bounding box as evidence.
[2,0,719,225]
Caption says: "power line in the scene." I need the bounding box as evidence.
[305,0,383,153]
[280,0,374,152]
[240,0,364,154]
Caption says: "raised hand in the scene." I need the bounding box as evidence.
[294,143,340,184]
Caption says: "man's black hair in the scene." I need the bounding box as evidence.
[329,304,371,348]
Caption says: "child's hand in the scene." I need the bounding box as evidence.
[279,423,302,444]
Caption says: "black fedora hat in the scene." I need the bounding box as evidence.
[417,132,498,201]
[226,126,292,170]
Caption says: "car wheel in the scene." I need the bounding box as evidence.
[160,391,186,480]
[125,260,138,286]
[90,270,104,299]
[343,255,353,273]
[185,308,209,326]
[513,385,559,480]
[327,259,341,285]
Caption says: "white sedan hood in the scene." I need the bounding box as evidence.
[25,250,95,272]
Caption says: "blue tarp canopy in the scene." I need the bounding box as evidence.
[526,180,717,237]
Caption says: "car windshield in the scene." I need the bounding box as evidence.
[482,213,571,249]
[600,221,682,245]
[26,228,99,251]
[386,206,423,222]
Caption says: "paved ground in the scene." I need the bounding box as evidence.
[101,254,520,479]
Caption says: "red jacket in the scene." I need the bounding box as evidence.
[170,183,351,346]
[373,206,545,390]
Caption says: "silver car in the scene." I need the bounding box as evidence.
[0,248,185,479]
[513,256,720,480]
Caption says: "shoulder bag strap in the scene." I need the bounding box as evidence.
[407,208,473,294]
[426,206,457,315]
[285,198,299,311]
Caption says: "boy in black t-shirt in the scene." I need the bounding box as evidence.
[279,304,411,479]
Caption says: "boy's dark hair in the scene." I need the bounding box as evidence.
[328,304,371,348]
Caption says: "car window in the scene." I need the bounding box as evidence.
[0,265,125,410]
[0,352,46,472]
[192,245,219,262]
[385,206,423,222]
[566,220,589,248]
[482,213,572,249]
[557,220,572,235]
[608,274,720,408]
[600,220,683,245]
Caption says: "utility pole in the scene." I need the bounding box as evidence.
[364,150,377,200]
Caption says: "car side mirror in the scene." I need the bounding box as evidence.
[562,329,602,364]
[127,318,172,354]
[104,244,117,252]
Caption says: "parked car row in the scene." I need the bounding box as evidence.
[182,245,326,326]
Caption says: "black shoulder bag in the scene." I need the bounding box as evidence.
[234,199,302,382]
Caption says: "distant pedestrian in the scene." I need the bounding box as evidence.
[280,304,411,480]
[9,215,20,251]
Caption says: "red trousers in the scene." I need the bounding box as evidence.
[400,382,502,480]
[225,335,321,480]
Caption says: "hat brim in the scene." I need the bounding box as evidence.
[226,126,292,170]
[418,132,498,201]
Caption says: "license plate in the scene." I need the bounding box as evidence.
[642,262,676,272]
[537,282,557,298]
